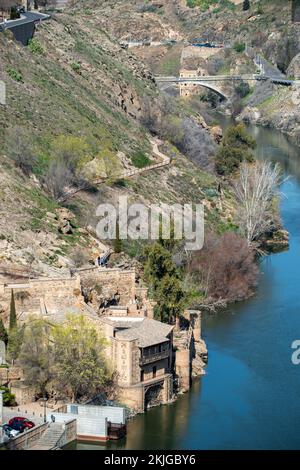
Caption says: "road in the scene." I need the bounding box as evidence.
[0,11,50,30]
[156,74,300,86]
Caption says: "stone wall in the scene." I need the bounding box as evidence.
[10,382,36,405]
[78,267,136,305]
[118,385,144,412]
[0,276,82,324]
[175,349,191,392]
[6,422,49,450]
[0,366,23,386]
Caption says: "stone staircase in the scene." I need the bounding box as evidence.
[29,423,65,450]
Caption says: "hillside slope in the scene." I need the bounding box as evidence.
[0,8,228,275]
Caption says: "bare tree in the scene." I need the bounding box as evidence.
[6,126,37,175]
[188,232,258,303]
[44,160,73,202]
[233,161,282,244]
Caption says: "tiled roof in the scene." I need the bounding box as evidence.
[102,317,173,348]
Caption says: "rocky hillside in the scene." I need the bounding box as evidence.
[82,1,300,141]
[0,5,230,276]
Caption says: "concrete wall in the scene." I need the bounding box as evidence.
[9,22,35,46]
[118,386,144,412]
[66,404,126,424]
[112,338,140,386]
[48,412,108,440]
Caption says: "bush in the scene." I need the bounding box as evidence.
[215,124,256,176]
[6,67,23,82]
[131,150,151,169]
[233,42,246,53]
[5,126,37,175]
[235,81,251,98]
[188,232,258,302]
[0,386,17,406]
[70,62,82,74]
[28,38,45,55]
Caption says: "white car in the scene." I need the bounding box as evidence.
[1,424,20,439]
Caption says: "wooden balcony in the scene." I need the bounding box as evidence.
[139,349,170,366]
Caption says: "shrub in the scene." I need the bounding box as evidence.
[235,81,251,98]
[5,126,37,175]
[233,42,246,53]
[188,232,258,302]
[215,124,256,176]
[131,150,151,168]
[28,38,45,55]
[70,61,82,74]
[0,386,17,406]
[6,67,22,82]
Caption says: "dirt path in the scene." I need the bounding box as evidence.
[60,138,171,203]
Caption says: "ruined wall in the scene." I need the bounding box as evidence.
[10,382,36,405]
[0,276,82,324]
[78,268,136,305]
[175,349,191,392]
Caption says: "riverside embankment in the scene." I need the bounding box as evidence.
[66,122,300,450]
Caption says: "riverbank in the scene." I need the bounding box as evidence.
[236,85,300,145]
[68,120,300,451]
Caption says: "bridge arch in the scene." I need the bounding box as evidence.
[156,78,228,100]
[179,80,228,99]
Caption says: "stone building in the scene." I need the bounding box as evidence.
[99,316,174,412]
[179,68,206,97]
[0,267,207,410]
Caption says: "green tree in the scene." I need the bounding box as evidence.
[0,318,8,345]
[0,386,16,406]
[113,219,122,254]
[52,315,110,402]
[51,135,91,175]
[18,318,54,396]
[7,325,24,363]
[144,243,187,323]
[9,290,17,332]
[215,124,256,176]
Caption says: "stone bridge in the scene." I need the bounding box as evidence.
[156,75,300,100]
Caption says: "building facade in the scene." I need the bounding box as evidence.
[99,316,174,412]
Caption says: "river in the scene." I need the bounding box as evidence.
[69,124,300,450]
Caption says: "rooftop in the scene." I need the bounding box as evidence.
[101,317,173,348]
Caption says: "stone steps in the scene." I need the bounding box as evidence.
[29,424,64,450]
